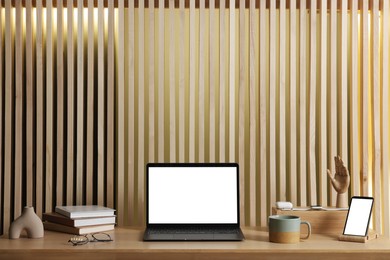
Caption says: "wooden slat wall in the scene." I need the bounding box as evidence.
[0,0,3,234]
[299,0,307,207]
[382,0,390,238]
[1,0,390,236]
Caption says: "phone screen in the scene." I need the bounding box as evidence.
[343,196,374,236]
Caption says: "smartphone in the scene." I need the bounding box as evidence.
[342,196,374,237]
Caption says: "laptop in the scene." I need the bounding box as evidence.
[143,163,245,241]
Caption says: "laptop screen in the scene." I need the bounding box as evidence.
[147,163,239,224]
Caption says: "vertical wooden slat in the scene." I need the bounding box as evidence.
[219,0,226,162]
[372,0,381,233]
[97,0,105,206]
[249,0,256,227]
[86,0,94,205]
[158,0,165,163]
[106,0,115,209]
[76,0,84,205]
[169,0,175,162]
[105,0,114,209]
[229,0,235,162]
[238,0,246,226]
[270,0,276,208]
[117,0,125,226]
[26,0,34,207]
[209,0,216,162]
[259,0,267,227]
[128,0,135,224]
[149,0,156,163]
[319,0,327,206]
[289,0,297,206]
[179,0,185,162]
[382,0,390,237]
[199,0,205,162]
[308,0,317,206]
[36,0,43,216]
[46,0,53,213]
[138,0,145,225]
[15,0,23,218]
[4,0,13,232]
[340,0,348,163]
[0,0,3,228]
[67,0,75,206]
[362,0,369,196]
[189,0,195,162]
[299,0,307,206]
[57,0,64,208]
[329,0,337,205]
[279,0,286,202]
[351,0,360,196]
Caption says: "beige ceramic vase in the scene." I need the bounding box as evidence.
[9,206,44,239]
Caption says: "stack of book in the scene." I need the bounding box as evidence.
[43,205,116,235]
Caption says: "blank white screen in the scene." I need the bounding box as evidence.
[148,166,238,224]
[344,198,373,236]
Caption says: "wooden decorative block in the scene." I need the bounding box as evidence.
[272,207,348,235]
[339,230,378,243]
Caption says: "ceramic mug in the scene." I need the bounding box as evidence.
[268,215,311,243]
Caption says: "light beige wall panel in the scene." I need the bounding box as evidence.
[57,0,64,208]
[36,0,44,217]
[329,0,338,206]
[128,0,136,225]
[76,0,84,205]
[350,0,360,197]
[289,0,297,207]
[308,0,317,206]
[361,0,369,197]
[14,0,23,218]
[249,0,257,227]
[169,0,176,162]
[97,0,105,206]
[86,0,95,205]
[138,0,145,225]
[46,0,53,213]
[158,0,165,162]
[299,0,307,207]
[107,0,115,209]
[319,0,327,206]
[25,0,34,208]
[67,0,75,206]
[279,0,287,202]
[259,0,268,225]
[4,0,13,233]
[372,0,382,233]
[117,0,125,227]
[238,0,245,226]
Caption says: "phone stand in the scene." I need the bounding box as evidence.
[339,230,378,243]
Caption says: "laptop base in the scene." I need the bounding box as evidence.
[143,226,245,241]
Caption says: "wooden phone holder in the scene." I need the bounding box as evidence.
[339,230,378,243]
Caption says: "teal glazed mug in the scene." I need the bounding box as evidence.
[268,215,311,244]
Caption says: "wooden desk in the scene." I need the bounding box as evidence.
[1,227,390,260]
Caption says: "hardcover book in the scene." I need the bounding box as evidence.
[43,212,116,227]
[55,205,115,219]
[43,221,115,235]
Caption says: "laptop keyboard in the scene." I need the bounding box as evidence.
[147,227,240,234]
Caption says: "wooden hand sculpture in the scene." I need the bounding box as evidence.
[327,156,350,208]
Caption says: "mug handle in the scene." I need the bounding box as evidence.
[300,221,311,240]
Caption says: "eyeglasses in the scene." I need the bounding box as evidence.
[68,233,113,246]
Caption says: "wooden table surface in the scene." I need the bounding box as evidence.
[1,227,390,260]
